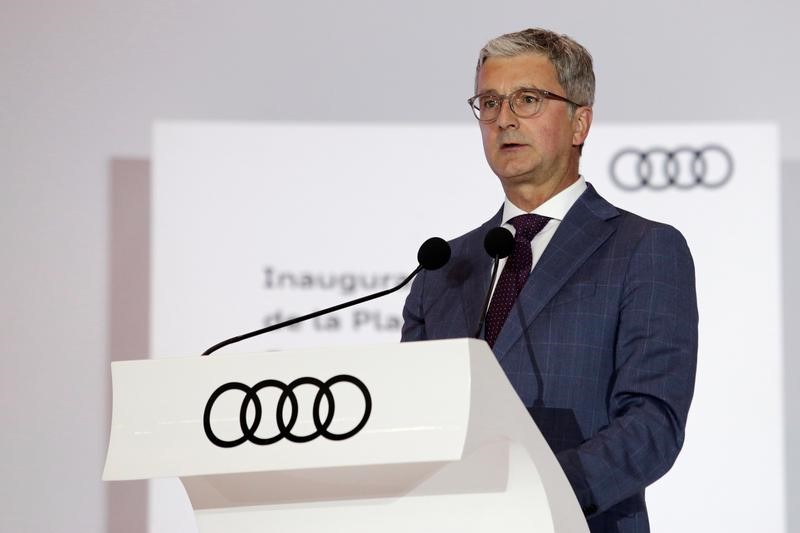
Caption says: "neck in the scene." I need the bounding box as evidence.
[504,172,579,212]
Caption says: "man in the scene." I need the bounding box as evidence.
[402,28,697,533]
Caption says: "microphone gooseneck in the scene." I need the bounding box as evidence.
[474,227,514,339]
[202,237,452,355]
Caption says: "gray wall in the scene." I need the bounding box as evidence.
[1,2,797,532]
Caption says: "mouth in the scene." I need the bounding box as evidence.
[500,142,526,151]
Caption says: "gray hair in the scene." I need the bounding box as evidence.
[476,28,595,108]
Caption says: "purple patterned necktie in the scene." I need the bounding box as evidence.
[484,214,551,347]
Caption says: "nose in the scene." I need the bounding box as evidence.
[495,97,518,129]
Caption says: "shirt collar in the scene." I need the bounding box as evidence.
[501,175,587,225]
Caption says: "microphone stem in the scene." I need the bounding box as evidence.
[474,256,501,339]
[202,265,423,356]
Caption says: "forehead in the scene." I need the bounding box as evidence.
[476,53,561,94]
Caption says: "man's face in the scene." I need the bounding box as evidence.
[476,53,588,191]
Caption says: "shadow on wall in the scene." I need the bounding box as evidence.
[107,159,150,532]
[782,160,800,533]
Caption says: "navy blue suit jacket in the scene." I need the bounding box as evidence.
[401,184,698,533]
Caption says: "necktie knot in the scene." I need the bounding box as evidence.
[509,214,550,242]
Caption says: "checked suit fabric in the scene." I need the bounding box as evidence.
[484,213,550,347]
[401,184,698,532]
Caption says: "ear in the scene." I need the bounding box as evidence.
[571,106,593,147]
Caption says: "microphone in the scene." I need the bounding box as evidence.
[417,236,451,270]
[473,227,514,339]
[202,236,451,355]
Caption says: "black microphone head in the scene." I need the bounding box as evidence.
[417,237,451,270]
[484,227,514,259]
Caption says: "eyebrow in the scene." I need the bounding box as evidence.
[474,86,542,97]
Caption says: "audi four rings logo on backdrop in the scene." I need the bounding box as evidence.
[609,145,734,190]
[203,375,372,448]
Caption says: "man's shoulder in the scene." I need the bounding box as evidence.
[580,182,689,243]
[612,206,690,249]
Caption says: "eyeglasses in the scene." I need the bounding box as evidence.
[467,87,583,122]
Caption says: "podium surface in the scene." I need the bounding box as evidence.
[104,338,588,532]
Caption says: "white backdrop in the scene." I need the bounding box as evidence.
[150,121,782,532]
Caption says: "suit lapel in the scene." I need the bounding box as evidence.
[492,184,620,361]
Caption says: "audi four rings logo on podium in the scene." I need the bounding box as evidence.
[203,375,372,448]
[609,145,734,190]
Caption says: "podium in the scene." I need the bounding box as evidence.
[103,338,588,532]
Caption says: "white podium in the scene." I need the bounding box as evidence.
[103,338,588,532]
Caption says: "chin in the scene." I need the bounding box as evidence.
[490,157,538,178]
[495,164,537,182]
